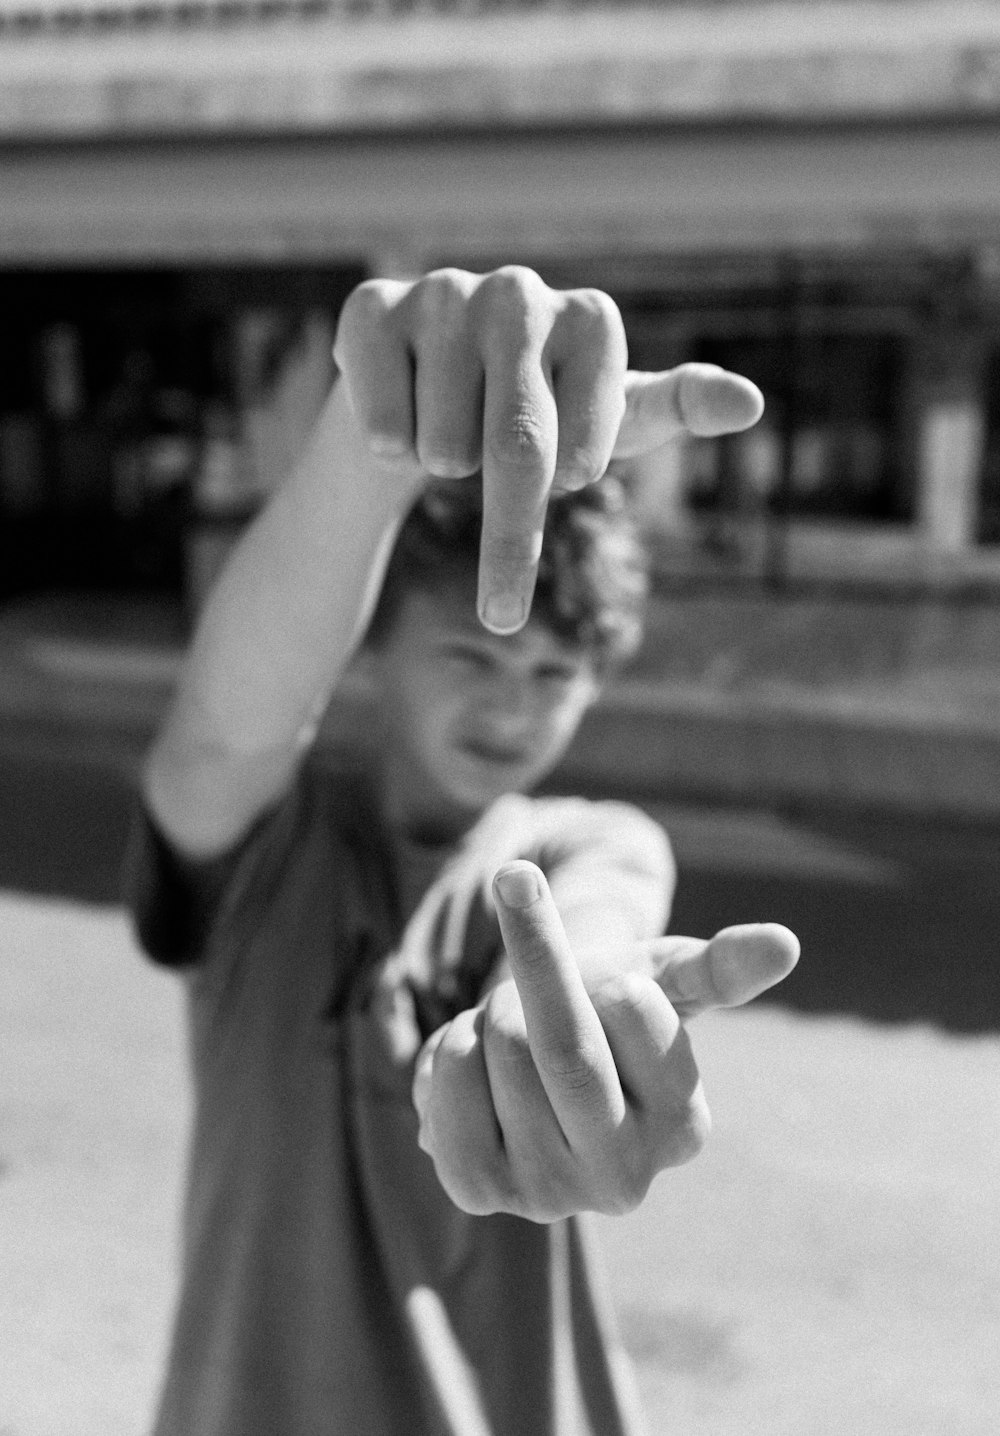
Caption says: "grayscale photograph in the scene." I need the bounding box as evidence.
[1,1,999,1433]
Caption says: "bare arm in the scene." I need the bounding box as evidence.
[478,800,677,997]
[146,265,764,861]
[145,382,424,858]
[413,861,800,1222]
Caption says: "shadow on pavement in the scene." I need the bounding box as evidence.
[669,806,1000,1036]
[3,739,1000,1035]
[0,745,139,907]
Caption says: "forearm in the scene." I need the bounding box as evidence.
[546,805,676,990]
[560,900,669,991]
[147,380,423,853]
[482,849,676,999]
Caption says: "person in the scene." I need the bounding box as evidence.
[127,265,800,1436]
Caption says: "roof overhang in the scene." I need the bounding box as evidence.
[4,122,1000,267]
[2,1,1000,142]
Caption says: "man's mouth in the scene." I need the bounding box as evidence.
[459,738,530,766]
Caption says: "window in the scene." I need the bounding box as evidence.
[0,265,362,602]
[689,327,908,524]
[979,345,1000,545]
[613,256,916,554]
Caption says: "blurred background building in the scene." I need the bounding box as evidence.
[3,0,1000,598]
[2,0,1000,814]
[6,22,999,1432]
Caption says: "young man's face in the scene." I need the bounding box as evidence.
[368,585,602,839]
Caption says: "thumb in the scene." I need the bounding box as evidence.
[613,364,765,459]
[649,923,800,1020]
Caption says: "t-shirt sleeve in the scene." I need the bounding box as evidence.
[531,797,676,944]
[122,780,302,972]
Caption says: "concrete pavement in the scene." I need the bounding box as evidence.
[2,890,998,1436]
[3,589,1000,1432]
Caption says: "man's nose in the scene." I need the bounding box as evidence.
[483,673,532,724]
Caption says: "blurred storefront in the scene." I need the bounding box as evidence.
[2,0,1000,620]
[0,265,357,610]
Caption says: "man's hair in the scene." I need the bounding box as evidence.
[364,474,649,671]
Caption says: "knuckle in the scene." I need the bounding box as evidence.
[437,1153,512,1217]
[536,1033,602,1093]
[507,1165,574,1225]
[591,970,650,1019]
[474,268,554,354]
[562,286,625,341]
[661,1094,712,1168]
[596,1192,640,1218]
[336,279,393,339]
[555,442,608,488]
[610,1142,658,1214]
[481,264,549,311]
[596,1172,650,1219]
[486,1025,535,1079]
[485,406,550,472]
[432,1013,476,1069]
[424,265,475,293]
[412,267,474,328]
[574,1121,658,1218]
[484,991,533,1065]
[352,276,395,310]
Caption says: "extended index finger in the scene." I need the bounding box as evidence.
[492,861,625,1146]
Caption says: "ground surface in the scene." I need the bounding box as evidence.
[2,893,998,1436]
[2,756,999,1435]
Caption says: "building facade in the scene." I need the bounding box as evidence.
[2,0,1000,613]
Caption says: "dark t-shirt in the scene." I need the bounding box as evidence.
[126,754,673,1436]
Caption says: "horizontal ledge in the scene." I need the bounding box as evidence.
[3,4,1000,138]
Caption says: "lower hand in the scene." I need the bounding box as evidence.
[411,860,798,1222]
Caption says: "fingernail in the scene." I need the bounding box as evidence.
[552,472,589,493]
[481,592,526,634]
[424,453,470,478]
[370,433,411,459]
[494,863,541,909]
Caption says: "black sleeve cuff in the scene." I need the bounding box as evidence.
[120,804,246,969]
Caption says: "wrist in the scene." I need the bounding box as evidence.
[324,378,428,515]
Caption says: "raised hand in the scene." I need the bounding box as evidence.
[411,860,798,1223]
[333,266,763,636]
